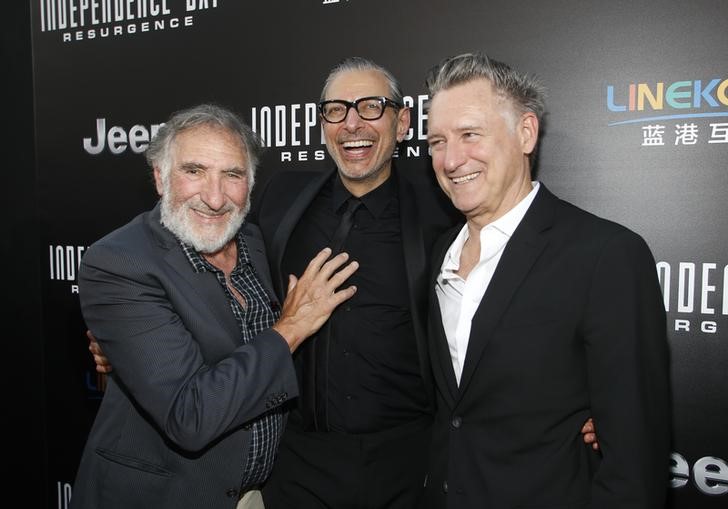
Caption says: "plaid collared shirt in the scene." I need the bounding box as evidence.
[180,230,283,488]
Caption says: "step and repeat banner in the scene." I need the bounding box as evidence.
[31,1,726,507]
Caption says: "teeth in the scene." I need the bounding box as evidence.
[343,140,373,148]
[452,172,480,184]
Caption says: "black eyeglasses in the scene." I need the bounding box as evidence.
[318,96,403,123]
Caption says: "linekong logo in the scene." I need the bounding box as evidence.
[606,78,728,126]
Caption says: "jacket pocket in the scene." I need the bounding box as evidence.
[95,448,174,477]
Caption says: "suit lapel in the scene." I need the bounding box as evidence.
[146,205,240,349]
[396,168,434,397]
[242,223,277,300]
[165,247,241,347]
[456,185,557,398]
[269,169,335,298]
[428,225,463,406]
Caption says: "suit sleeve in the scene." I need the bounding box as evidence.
[79,242,298,452]
[582,229,671,508]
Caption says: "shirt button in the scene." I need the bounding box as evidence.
[451,416,462,429]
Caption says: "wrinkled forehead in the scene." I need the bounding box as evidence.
[324,69,391,101]
[169,125,248,164]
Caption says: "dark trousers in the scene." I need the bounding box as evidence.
[262,413,432,509]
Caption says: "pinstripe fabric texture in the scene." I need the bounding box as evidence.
[181,231,283,488]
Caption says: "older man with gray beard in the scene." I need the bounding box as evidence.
[71,103,358,509]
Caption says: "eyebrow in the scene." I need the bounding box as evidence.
[455,123,485,132]
[178,162,245,173]
[179,162,207,171]
[426,123,485,140]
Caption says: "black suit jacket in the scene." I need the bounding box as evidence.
[252,166,458,411]
[71,204,298,509]
[424,185,671,509]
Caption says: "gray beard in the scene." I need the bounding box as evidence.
[159,192,246,254]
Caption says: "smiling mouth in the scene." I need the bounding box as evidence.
[451,172,480,184]
[342,140,374,149]
[191,208,229,220]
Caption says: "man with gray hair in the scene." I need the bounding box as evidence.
[423,53,670,508]
[254,57,461,508]
[71,103,359,509]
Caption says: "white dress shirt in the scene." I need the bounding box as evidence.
[435,182,540,385]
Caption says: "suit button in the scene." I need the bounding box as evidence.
[442,480,448,493]
[226,488,238,498]
[451,416,462,429]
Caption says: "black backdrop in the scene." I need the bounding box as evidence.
[7,2,45,508]
[23,1,728,507]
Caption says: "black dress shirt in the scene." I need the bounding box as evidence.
[282,173,429,433]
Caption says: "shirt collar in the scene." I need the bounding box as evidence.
[331,169,397,219]
[179,229,250,274]
[488,181,540,238]
[441,181,540,273]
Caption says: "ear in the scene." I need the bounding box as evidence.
[519,112,539,156]
[153,167,164,196]
[395,106,411,143]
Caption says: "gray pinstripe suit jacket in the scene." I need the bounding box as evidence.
[70,203,297,509]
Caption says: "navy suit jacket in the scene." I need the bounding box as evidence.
[424,185,671,509]
[71,204,298,509]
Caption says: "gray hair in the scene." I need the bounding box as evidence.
[320,56,404,105]
[426,52,545,122]
[145,103,261,191]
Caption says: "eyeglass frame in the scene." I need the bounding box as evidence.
[318,96,404,123]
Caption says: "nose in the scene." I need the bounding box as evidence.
[200,174,226,211]
[442,141,467,173]
[342,105,365,130]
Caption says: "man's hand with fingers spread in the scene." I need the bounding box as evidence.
[273,248,358,352]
